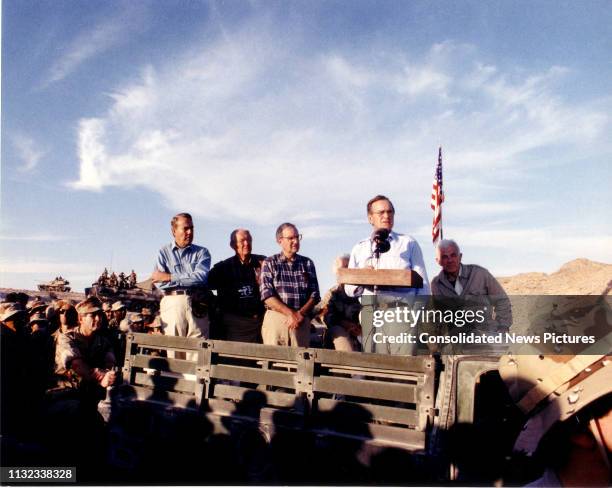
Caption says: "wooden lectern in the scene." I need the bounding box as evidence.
[336,268,423,354]
[336,268,423,289]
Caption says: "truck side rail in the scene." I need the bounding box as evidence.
[119,333,435,451]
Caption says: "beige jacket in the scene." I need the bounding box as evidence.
[431,264,512,329]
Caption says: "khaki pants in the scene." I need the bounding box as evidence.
[160,295,209,359]
[261,309,309,347]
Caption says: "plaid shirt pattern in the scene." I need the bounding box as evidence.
[260,253,320,310]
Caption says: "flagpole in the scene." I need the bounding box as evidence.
[440,146,443,241]
[431,146,444,245]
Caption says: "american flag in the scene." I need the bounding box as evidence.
[431,147,444,243]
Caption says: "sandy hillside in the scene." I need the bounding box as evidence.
[498,258,612,295]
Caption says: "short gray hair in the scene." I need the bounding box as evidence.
[436,239,460,258]
[275,222,298,240]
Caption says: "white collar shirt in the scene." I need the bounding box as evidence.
[454,265,464,295]
[345,230,430,298]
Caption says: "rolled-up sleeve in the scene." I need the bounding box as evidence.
[155,248,170,273]
[306,258,320,303]
[55,334,80,371]
[409,241,431,296]
[260,258,276,301]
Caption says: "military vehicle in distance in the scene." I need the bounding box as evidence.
[37,276,71,292]
[86,269,162,313]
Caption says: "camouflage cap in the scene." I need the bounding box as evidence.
[111,300,126,312]
[130,312,144,323]
[499,354,612,454]
[146,317,162,329]
[27,299,47,314]
[0,302,27,322]
[76,296,103,314]
[29,311,48,324]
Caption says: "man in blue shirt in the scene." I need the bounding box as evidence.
[152,213,211,344]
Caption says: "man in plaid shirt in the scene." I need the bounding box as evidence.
[260,223,320,347]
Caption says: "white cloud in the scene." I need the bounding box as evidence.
[11,134,45,173]
[70,28,611,237]
[41,5,148,87]
[72,119,107,190]
[394,66,450,97]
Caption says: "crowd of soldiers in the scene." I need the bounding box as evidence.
[0,290,164,475]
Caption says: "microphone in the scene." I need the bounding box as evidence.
[371,228,391,259]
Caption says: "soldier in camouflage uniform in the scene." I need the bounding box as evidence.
[128,270,137,288]
[44,297,117,470]
[52,297,117,394]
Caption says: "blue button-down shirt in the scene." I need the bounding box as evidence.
[345,231,430,298]
[154,242,211,290]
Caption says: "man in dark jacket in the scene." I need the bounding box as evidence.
[208,229,266,343]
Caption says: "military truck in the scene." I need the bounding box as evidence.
[37,276,71,292]
[106,334,522,485]
[104,289,611,484]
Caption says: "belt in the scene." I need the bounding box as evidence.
[164,289,193,296]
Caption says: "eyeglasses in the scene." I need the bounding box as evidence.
[371,210,395,216]
[280,234,302,241]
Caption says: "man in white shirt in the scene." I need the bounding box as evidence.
[346,195,430,354]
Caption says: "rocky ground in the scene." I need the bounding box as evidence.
[0,288,86,303]
[498,258,611,295]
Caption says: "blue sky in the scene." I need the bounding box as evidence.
[2,0,611,293]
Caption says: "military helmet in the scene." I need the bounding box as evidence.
[499,354,612,454]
